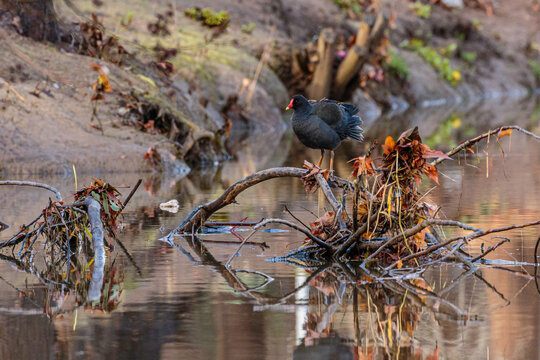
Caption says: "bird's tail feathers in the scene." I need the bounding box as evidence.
[347,116,364,142]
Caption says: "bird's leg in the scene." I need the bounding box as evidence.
[329,150,335,175]
[317,149,325,168]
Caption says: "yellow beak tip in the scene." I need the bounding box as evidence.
[285,106,291,110]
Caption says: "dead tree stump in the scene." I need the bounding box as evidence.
[306,28,336,100]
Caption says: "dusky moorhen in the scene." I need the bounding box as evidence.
[285,94,363,172]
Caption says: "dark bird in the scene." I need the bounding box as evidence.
[285,94,364,172]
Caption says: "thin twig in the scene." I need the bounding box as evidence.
[0,77,25,102]
[225,229,259,267]
[120,179,142,212]
[254,218,332,250]
[471,238,510,262]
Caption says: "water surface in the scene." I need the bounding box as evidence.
[1,97,539,360]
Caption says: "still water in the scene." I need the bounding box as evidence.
[1,98,540,360]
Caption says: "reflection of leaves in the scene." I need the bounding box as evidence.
[143,147,162,167]
[310,212,335,239]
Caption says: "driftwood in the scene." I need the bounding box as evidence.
[306,28,336,100]
[333,21,370,97]
[85,197,106,301]
[0,180,63,201]
[304,11,389,99]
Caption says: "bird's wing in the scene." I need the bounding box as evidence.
[312,100,345,127]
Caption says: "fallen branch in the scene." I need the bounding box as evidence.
[384,220,540,270]
[84,197,105,302]
[164,167,350,237]
[432,125,540,166]
[0,180,62,201]
[361,219,479,266]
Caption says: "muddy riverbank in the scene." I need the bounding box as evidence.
[1,0,539,175]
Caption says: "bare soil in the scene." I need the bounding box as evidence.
[0,0,539,175]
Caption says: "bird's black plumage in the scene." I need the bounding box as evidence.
[287,95,364,151]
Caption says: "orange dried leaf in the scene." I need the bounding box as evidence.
[91,178,105,186]
[423,164,439,184]
[89,62,104,75]
[497,129,512,140]
[98,74,112,92]
[382,136,396,155]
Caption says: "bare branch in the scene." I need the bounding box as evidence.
[432,125,540,166]
[162,167,350,239]
[0,180,62,201]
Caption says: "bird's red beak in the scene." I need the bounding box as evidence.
[285,98,294,110]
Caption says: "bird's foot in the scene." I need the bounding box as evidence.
[328,170,336,182]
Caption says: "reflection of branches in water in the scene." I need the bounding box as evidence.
[164,233,540,358]
[0,249,123,318]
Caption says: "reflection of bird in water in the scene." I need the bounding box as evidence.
[285,94,363,172]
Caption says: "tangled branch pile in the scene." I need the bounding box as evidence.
[0,178,137,314]
[163,126,540,274]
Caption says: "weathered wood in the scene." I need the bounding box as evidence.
[332,45,367,97]
[368,11,387,51]
[0,180,62,201]
[161,167,351,238]
[333,21,370,97]
[306,28,336,100]
[84,197,105,301]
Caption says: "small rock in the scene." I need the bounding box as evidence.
[160,199,179,213]
[440,0,463,8]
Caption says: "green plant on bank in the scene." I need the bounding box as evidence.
[384,49,410,80]
[454,32,466,42]
[402,39,461,86]
[471,19,483,30]
[120,12,132,28]
[241,23,255,34]
[332,0,363,15]
[529,60,540,79]
[439,43,457,57]
[409,1,431,19]
[184,7,230,27]
[460,51,477,63]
